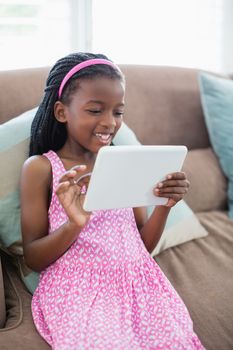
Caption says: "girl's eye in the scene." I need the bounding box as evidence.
[87,110,124,117]
[114,112,124,117]
[88,110,101,114]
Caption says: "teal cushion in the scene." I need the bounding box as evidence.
[199,72,233,219]
[0,107,38,294]
[113,122,141,145]
[0,191,21,247]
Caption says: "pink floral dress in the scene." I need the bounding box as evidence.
[32,150,205,350]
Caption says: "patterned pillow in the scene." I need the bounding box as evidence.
[149,200,208,257]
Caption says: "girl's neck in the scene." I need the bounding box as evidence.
[56,144,96,169]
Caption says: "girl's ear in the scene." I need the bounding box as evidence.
[54,101,67,123]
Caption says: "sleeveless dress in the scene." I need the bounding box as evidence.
[32,150,205,350]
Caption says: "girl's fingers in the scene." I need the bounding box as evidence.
[154,187,188,195]
[56,180,81,196]
[71,165,87,171]
[56,181,71,194]
[153,172,189,207]
[58,165,87,183]
[156,179,190,188]
[75,173,92,189]
[166,171,186,180]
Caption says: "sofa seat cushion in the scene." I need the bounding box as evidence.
[0,254,50,349]
[155,210,233,350]
[0,256,6,328]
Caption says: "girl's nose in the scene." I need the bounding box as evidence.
[100,112,117,127]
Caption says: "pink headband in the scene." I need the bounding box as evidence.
[58,58,119,98]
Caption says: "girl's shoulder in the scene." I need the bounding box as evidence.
[21,154,52,188]
[23,154,51,173]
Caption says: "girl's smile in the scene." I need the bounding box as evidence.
[94,132,114,145]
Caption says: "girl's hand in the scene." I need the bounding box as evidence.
[154,171,190,208]
[56,165,91,228]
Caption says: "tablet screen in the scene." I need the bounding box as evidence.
[82,145,187,211]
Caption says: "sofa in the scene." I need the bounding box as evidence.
[0,65,233,350]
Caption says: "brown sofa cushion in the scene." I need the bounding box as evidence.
[155,210,233,350]
[120,65,211,150]
[0,68,49,124]
[182,148,228,212]
[0,254,50,349]
[0,256,6,328]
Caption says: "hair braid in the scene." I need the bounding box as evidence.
[29,52,123,156]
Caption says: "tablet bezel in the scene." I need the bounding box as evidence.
[83,145,187,211]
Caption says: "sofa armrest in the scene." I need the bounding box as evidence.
[0,256,6,328]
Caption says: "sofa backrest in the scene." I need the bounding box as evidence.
[0,65,210,150]
[121,65,210,149]
[0,67,49,124]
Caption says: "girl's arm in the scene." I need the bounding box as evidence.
[133,206,171,253]
[20,156,89,272]
[133,172,189,253]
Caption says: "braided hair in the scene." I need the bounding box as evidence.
[29,52,124,156]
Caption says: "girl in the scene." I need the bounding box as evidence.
[20,52,204,349]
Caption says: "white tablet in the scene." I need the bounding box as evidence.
[82,145,187,211]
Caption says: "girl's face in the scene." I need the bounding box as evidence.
[56,77,125,155]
